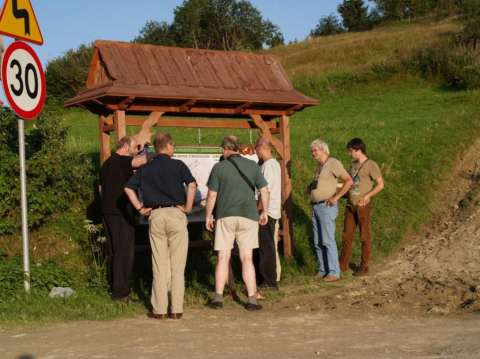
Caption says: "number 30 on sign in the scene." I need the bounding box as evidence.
[2,41,46,120]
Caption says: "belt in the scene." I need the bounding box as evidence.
[151,204,177,210]
[311,200,326,205]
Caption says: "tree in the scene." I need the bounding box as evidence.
[310,15,345,37]
[140,0,284,50]
[372,0,462,21]
[45,44,94,103]
[134,21,176,46]
[338,0,372,32]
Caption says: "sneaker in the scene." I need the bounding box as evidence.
[245,302,263,311]
[323,275,340,282]
[207,300,223,309]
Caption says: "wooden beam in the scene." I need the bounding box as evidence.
[118,96,136,110]
[234,102,252,114]
[279,115,293,258]
[114,110,126,142]
[179,99,196,112]
[99,115,112,164]
[250,114,284,158]
[125,116,278,130]
[133,112,164,147]
[105,103,288,117]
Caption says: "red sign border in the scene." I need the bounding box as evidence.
[0,0,44,45]
[2,41,46,120]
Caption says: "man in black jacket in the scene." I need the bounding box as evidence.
[100,136,146,301]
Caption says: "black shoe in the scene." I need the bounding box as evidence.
[113,295,141,305]
[207,300,223,309]
[259,284,279,291]
[245,302,262,311]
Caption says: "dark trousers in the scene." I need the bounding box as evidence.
[339,203,372,272]
[257,216,278,287]
[103,214,135,299]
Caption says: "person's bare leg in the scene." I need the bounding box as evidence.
[239,248,257,297]
[215,250,231,296]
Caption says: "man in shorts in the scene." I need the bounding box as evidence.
[205,135,269,311]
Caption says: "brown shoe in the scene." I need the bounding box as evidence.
[169,313,183,320]
[147,312,168,320]
[323,275,340,282]
[353,270,369,277]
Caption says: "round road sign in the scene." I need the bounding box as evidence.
[2,41,46,120]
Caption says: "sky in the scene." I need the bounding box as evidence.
[3,0,344,65]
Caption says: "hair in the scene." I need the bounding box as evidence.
[346,138,367,154]
[154,132,173,152]
[310,139,330,155]
[221,135,240,152]
[116,136,135,150]
[255,137,271,150]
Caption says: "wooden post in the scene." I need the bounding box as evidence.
[114,110,126,142]
[99,115,112,164]
[280,115,293,258]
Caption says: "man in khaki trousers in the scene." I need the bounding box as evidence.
[125,133,196,319]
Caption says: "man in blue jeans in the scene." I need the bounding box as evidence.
[309,139,352,282]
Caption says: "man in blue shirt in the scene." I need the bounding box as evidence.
[125,133,196,320]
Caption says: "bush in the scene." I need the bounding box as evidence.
[406,42,480,89]
[0,107,96,234]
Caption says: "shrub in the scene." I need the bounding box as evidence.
[406,42,480,89]
[0,107,96,234]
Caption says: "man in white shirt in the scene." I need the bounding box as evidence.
[255,138,282,290]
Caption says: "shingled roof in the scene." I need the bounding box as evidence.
[65,40,318,117]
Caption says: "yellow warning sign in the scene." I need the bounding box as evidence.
[0,0,43,45]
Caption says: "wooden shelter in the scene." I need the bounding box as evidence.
[65,40,318,257]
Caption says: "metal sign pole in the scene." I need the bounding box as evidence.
[18,118,30,293]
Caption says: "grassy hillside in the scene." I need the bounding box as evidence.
[2,19,480,324]
[60,19,480,272]
[271,20,461,79]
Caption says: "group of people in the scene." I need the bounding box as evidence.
[100,133,282,319]
[99,132,383,320]
[309,138,384,281]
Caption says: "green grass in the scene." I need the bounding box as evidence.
[3,20,480,326]
[62,76,480,275]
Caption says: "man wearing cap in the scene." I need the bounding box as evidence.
[100,136,146,302]
[125,133,196,320]
[255,138,282,290]
[205,135,269,311]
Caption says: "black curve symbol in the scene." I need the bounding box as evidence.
[12,0,30,35]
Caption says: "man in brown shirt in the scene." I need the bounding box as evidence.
[340,138,384,276]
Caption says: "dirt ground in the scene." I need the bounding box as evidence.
[1,140,480,359]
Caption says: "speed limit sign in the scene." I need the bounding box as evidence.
[1,41,46,120]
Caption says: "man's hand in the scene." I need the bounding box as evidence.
[176,204,192,214]
[259,211,268,226]
[206,215,215,232]
[357,195,370,207]
[139,207,152,216]
[326,196,338,207]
